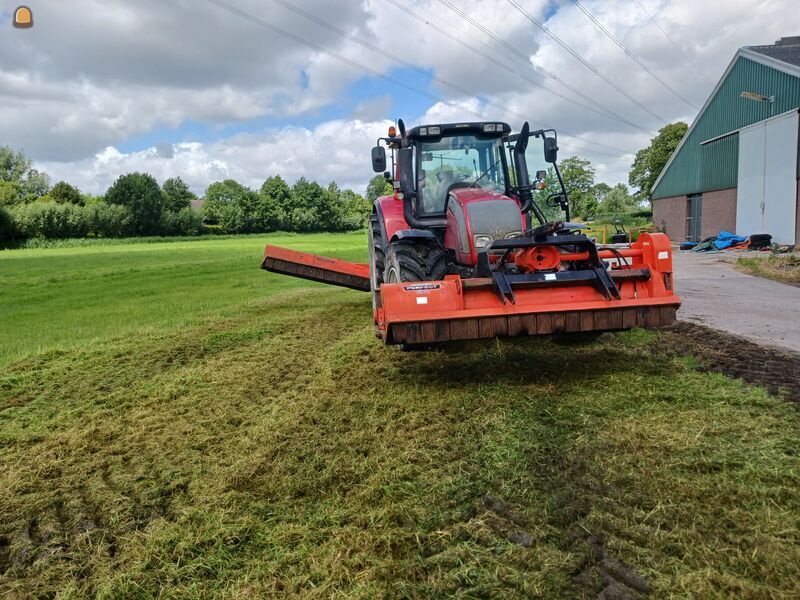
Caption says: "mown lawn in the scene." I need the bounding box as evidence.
[0,232,366,367]
[1,234,799,598]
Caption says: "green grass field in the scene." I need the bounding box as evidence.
[0,233,366,368]
[1,234,799,598]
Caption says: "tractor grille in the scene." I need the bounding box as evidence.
[467,200,524,244]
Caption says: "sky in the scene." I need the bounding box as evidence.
[0,0,794,196]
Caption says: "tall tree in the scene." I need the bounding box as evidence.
[598,183,638,215]
[162,177,196,212]
[0,146,50,203]
[289,177,336,232]
[105,172,164,235]
[203,179,258,233]
[260,175,292,228]
[47,181,85,205]
[629,121,688,205]
[365,174,392,204]
[558,156,596,217]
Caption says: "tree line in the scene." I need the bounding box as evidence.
[0,146,372,242]
[0,122,685,242]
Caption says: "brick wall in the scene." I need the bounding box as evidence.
[700,188,737,239]
[652,195,686,241]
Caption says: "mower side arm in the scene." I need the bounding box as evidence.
[261,245,371,292]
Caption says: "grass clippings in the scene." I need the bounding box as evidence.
[2,290,798,598]
[2,234,799,598]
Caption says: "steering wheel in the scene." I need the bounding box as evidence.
[445,181,474,195]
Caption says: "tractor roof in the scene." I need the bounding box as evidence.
[406,121,511,140]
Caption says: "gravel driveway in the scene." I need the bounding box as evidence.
[672,249,800,353]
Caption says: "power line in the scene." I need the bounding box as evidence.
[396,0,645,156]
[202,0,485,120]
[270,0,634,156]
[202,0,632,160]
[502,0,666,122]
[633,0,711,83]
[571,0,698,109]
[391,0,651,135]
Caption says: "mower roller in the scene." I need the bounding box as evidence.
[262,119,680,346]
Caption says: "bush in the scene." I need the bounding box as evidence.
[0,181,22,206]
[86,203,133,237]
[0,206,17,242]
[11,201,90,238]
[204,180,274,234]
[160,208,203,236]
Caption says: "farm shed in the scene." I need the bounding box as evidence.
[652,36,800,245]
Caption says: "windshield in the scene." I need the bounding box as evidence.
[417,135,507,215]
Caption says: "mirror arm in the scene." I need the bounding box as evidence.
[552,162,570,222]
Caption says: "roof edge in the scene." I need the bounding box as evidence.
[741,47,800,78]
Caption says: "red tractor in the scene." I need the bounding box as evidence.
[262,119,680,346]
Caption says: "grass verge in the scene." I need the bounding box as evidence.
[737,254,800,285]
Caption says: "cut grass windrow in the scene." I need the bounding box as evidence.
[2,286,799,598]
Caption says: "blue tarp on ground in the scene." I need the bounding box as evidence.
[712,230,748,250]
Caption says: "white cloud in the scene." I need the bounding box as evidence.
[3,0,796,192]
[38,119,394,196]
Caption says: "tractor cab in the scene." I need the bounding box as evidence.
[370,119,566,270]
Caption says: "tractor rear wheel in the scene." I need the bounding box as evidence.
[383,238,447,283]
[368,216,384,308]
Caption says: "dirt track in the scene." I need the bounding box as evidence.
[662,321,800,403]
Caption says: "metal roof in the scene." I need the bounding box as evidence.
[747,36,800,68]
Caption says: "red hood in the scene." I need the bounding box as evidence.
[448,187,518,207]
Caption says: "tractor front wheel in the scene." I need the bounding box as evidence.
[383,239,447,283]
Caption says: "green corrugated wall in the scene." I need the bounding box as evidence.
[652,54,800,200]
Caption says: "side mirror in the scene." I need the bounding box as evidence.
[543,136,558,163]
[371,146,386,173]
[397,147,415,196]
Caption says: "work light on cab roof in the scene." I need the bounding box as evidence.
[261,117,680,347]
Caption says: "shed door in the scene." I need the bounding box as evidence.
[736,110,798,244]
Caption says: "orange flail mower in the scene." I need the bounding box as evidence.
[262,119,680,347]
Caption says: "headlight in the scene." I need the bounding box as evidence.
[473,234,493,249]
[483,123,497,132]
[505,231,522,239]
[428,126,441,135]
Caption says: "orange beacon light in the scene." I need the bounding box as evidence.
[13,6,33,28]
